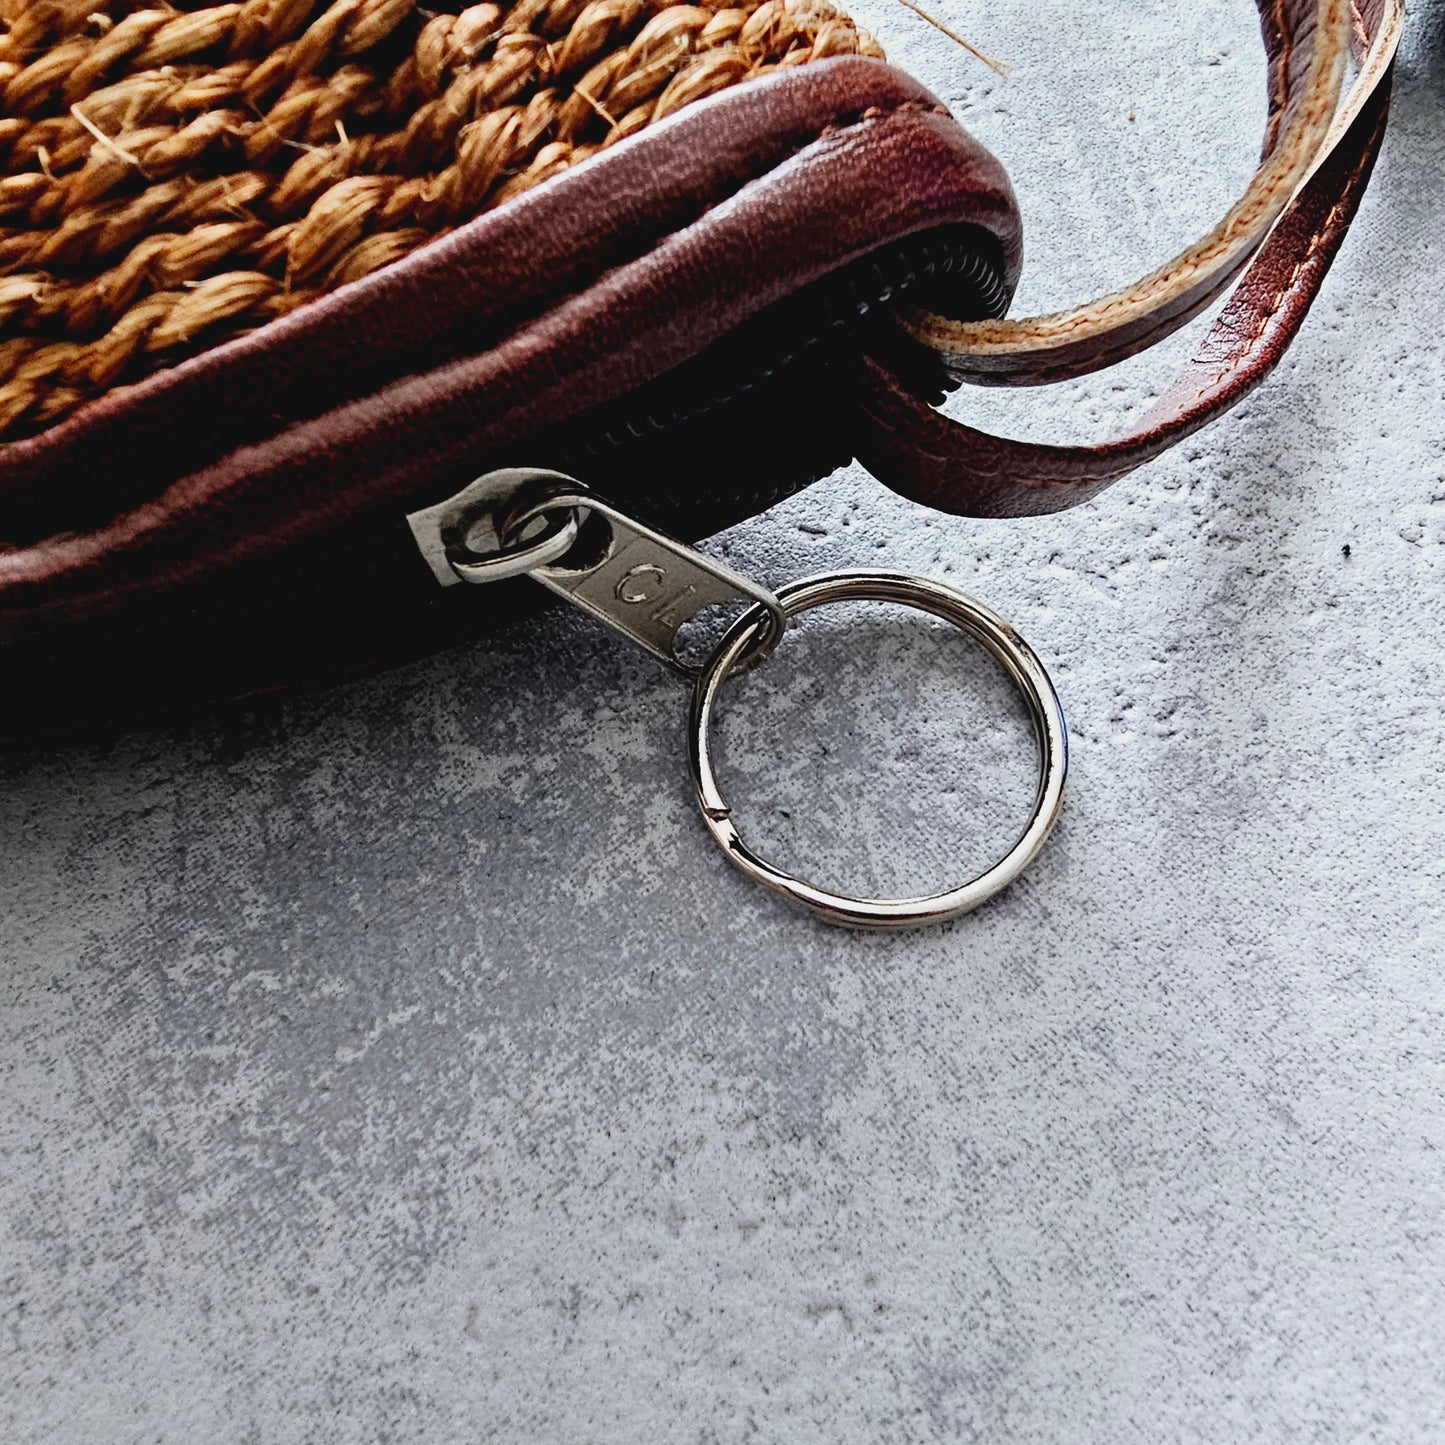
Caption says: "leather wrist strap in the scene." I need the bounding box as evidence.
[857,0,1405,517]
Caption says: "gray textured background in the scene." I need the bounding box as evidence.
[4,2,1443,1440]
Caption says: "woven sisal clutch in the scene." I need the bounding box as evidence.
[0,0,1405,740]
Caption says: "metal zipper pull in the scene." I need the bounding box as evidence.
[500,479,787,678]
[405,468,1068,930]
[407,468,784,677]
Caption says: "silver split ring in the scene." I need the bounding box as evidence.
[688,570,1068,931]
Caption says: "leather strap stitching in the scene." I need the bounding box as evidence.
[1208,190,1351,393]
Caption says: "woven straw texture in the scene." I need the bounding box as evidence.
[0,0,882,441]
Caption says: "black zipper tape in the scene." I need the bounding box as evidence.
[525,223,1008,530]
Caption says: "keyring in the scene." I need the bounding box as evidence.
[688,570,1068,930]
[412,471,1072,930]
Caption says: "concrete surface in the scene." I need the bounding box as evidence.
[4,2,1444,1440]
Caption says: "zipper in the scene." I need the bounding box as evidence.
[564,226,1006,459]
[402,466,1069,931]
[541,224,1008,523]
[396,242,1069,932]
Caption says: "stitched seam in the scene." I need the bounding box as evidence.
[916,0,1342,363]
[1269,0,1294,142]
[1057,7,1368,387]
[894,109,1380,497]
[1189,128,1375,401]
[949,120,1367,391]
[1224,196,1348,371]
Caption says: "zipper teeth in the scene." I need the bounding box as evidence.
[860,231,1011,320]
[564,229,1006,463]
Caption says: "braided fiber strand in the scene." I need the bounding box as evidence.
[0,0,883,440]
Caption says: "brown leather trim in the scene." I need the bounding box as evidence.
[0,57,1015,540]
[0,58,1021,640]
